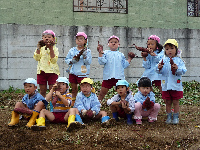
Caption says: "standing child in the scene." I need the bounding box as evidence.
[107,80,135,125]
[31,77,84,131]
[33,30,60,97]
[134,77,160,124]
[97,35,134,101]
[65,32,92,106]
[140,35,164,92]
[156,39,187,124]
[8,78,48,128]
[74,78,113,127]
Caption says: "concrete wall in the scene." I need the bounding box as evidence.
[0,24,199,90]
[0,0,200,29]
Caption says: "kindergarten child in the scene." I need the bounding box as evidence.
[107,80,135,125]
[74,78,113,127]
[97,35,134,101]
[33,30,60,97]
[31,77,84,131]
[134,77,160,124]
[65,32,92,106]
[8,78,48,128]
[156,39,187,124]
[140,35,164,92]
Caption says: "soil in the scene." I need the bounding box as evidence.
[0,97,200,150]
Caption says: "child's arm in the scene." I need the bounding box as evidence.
[107,95,121,106]
[90,94,101,115]
[45,83,58,102]
[83,49,92,65]
[174,59,187,76]
[56,91,70,107]
[49,47,59,64]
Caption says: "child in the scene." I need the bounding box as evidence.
[141,35,164,92]
[65,32,92,106]
[107,80,135,125]
[98,35,134,101]
[8,78,48,128]
[134,77,160,124]
[33,30,60,97]
[156,39,187,124]
[31,77,84,131]
[74,78,113,127]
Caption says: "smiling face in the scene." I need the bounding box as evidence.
[165,44,177,58]
[57,82,68,94]
[116,85,129,98]
[147,39,157,51]
[80,82,92,97]
[76,36,87,48]
[108,38,119,51]
[138,87,151,96]
[24,83,37,96]
[42,34,55,42]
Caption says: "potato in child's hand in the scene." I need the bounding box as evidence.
[141,52,148,57]
[37,40,46,49]
[97,41,104,53]
[86,110,94,119]
[128,52,136,59]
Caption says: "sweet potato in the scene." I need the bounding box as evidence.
[73,47,86,61]
[142,97,154,110]
[159,59,164,72]
[170,57,176,75]
[97,41,103,53]
[128,52,136,58]
[86,110,94,119]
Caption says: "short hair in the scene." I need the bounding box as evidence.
[138,77,152,87]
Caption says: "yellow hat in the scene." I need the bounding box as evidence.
[81,78,93,85]
[164,39,178,48]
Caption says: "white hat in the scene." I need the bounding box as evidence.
[56,77,69,85]
[24,78,37,86]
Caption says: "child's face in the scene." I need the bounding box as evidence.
[138,87,151,96]
[165,44,176,58]
[24,83,37,95]
[108,38,119,51]
[116,85,129,97]
[147,39,157,51]
[57,82,68,94]
[42,34,55,42]
[80,83,92,96]
[76,36,87,47]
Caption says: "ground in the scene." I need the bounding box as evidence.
[0,82,200,150]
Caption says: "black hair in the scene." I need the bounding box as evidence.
[164,43,178,56]
[138,77,152,87]
[115,85,130,95]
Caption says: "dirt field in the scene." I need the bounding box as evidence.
[0,100,200,149]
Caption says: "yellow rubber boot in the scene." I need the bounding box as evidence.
[67,115,75,128]
[8,111,19,127]
[26,111,39,128]
[67,115,82,132]
[31,117,46,131]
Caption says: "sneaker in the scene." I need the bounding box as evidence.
[135,119,142,125]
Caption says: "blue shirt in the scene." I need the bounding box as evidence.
[98,50,130,80]
[65,47,92,77]
[22,91,48,110]
[133,91,155,111]
[74,92,101,115]
[107,90,135,112]
[142,49,164,81]
[156,56,187,91]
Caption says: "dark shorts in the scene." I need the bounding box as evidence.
[37,71,58,85]
[117,107,127,119]
[152,80,161,86]
[162,90,183,100]
[102,78,119,89]
[69,74,86,84]
[51,112,68,123]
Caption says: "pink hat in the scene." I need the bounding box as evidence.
[108,35,119,42]
[76,32,87,39]
[148,35,160,43]
[42,30,56,37]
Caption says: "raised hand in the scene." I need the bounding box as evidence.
[97,41,104,54]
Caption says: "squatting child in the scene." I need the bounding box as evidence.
[134,77,160,124]
[31,77,84,131]
[156,39,187,124]
[107,80,135,125]
[74,78,113,127]
[65,32,92,106]
[33,30,60,97]
[97,35,134,101]
[8,78,48,128]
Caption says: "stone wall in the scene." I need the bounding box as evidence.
[0,24,199,90]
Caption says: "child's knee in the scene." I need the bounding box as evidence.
[135,102,142,109]
[154,103,161,110]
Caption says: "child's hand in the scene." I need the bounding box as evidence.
[158,59,164,71]
[45,40,55,50]
[172,63,178,70]
[128,52,135,59]
[55,91,61,97]
[141,52,148,58]
[148,48,157,56]
[121,99,128,109]
[97,41,104,54]
[52,82,59,91]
